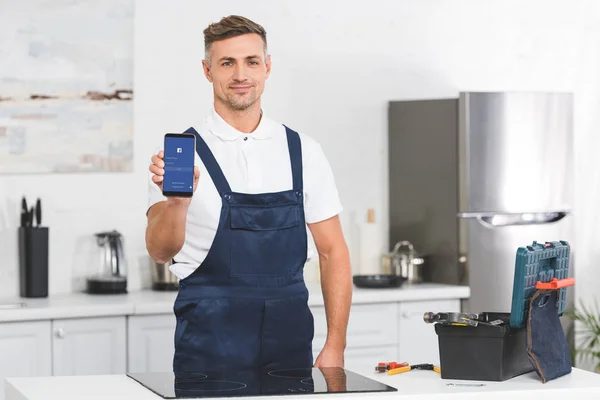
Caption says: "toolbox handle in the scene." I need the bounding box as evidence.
[535,277,575,290]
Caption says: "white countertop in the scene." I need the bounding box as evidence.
[0,282,469,323]
[5,366,600,400]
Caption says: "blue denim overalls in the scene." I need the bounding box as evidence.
[172,125,314,372]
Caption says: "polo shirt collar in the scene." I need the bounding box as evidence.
[209,107,272,141]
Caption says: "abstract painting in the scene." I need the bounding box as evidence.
[0,0,134,174]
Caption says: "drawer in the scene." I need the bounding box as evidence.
[344,346,398,372]
[398,299,460,365]
[312,345,398,372]
[311,303,398,349]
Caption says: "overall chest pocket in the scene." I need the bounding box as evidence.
[229,204,305,276]
[230,203,300,231]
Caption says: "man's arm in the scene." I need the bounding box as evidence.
[145,199,190,264]
[145,149,200,264]
[308,214,352,365]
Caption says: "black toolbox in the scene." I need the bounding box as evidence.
[434,312,534,381]
[432,241,573,382]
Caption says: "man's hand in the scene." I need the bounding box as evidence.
[149,150,200,204]
[314,343,344,368]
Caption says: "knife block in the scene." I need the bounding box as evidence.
[18,226,49,298]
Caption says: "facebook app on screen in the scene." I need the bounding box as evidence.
[163,136,195,193]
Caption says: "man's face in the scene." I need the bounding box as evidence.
[203,33,271,111]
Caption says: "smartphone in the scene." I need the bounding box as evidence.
[162,133,196,197]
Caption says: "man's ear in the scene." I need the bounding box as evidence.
[265,54,271,79]
[202,59,213,82]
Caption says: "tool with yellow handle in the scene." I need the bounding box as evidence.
[388,365,411,375]
[388,363,441,375]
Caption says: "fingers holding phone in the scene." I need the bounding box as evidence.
[149,150,165,189]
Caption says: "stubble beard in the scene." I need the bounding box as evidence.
[222,89,257,111]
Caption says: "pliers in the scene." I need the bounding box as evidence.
[388,363,441,375]
[375,361,408,373]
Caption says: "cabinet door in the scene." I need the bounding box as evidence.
[311,303,398,351]
[52,316,126,376]
[0,321,51,400]
[312,346,398,372]
[342,346,398,372]
[398,300,460,365]
[127,314,176,373]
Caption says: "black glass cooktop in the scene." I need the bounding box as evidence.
[127,367,397,398]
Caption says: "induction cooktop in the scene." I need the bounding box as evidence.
[127,367,397,398]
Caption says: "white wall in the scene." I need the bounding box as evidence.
[1,0,599,319]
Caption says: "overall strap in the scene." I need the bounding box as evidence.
[184,127,232,196]
[284,125,303,191]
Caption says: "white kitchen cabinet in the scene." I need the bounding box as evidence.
[313,302,408,372]
[343,346,398,372]
[51,316,126,376]
[127,314,176,373]
[312,299,460,371]
[312,346,398,372]
[0,285,468,381]
[311,303,398,350]
[397,299,460,365]
[0,321,51,400]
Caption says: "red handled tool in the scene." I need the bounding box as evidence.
[375,361,409,373]
[388,363,441,375]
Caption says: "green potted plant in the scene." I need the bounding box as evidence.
[566,301,600,372]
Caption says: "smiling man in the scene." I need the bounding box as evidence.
[145,15,353,372]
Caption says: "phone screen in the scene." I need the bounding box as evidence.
[162,133,196,197]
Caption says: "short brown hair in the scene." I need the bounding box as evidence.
[203,15,267,63]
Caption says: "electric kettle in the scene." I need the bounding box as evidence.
[87,230,127,294]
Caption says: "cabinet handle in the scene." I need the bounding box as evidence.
[55,328,66,338]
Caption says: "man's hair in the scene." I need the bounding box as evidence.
[203,15,267,64]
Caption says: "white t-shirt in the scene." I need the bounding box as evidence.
[147,108,343,279]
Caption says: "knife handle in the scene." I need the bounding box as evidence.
[35,198,42,227]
